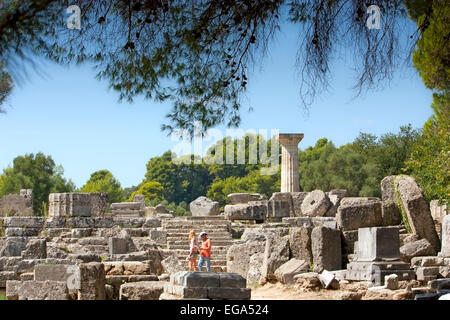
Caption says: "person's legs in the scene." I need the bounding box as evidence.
[205,258,211,272]
[197,256,204,271]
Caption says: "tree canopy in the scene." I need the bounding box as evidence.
[0,0,437,133]
[81,169,125,203]
[0,152,75,214]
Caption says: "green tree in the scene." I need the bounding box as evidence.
[128,181,164,203]
[405,0,449,203]
[0,153,74,214]
[81,170,124,203]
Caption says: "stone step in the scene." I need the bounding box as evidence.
[167,242,233,250]
[166,240,233,246]
[167,248,229,256]
[166,231,232,237]
[162,221,230,227]
[163,226,230,231]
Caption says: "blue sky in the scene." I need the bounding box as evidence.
[0,18,433,188]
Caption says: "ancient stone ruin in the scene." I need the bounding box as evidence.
[0,142,448,300]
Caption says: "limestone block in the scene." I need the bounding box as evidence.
[291,192,309,216]
[21,239,46,259]
[119,281,165,300]
[400,238,436,262]
[224,201,267,221]
[268,192,293,220]
[384,274,399,290]
[149,230,167,245]
[324,189,347,217]
[77,262,106,300]
[355,227,400,262]
[274,258,309,284]
[394,175,440,252]
[260,234,290,282]
[318,270,339,289]
[311,226,341,273]
[0,271,18,287]
[228,193,263,205]
[218,273,247,288]
[3,217,44,229]
[161,254,184,275]
[7,280,69,300]
[440,215,450,257]
[207,287,251,300]
[336,197,382,231]
[0,237,31,257]
[246,253,264,284]
[289,226,313,264]
[189,197,220,217]
[301,190,331,217]
[227,241,265,279]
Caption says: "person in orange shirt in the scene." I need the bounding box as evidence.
[197,232,211,272]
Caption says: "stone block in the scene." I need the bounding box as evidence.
[78,262,106,300]
[246,253,264,284]
[268,192,294,220]
[393,175,440,252]
[384,274,399,290]
[71,228,92,238]
[7,280,69,300]
[440,215,450,257]
[207,287,251,300]
[290,192,309,216]
[0,237,31,257]
[109,237,128,255]
[324,189,347,217]
[49,193,92,217]
[0,271,18,287]
[149,230,167,244]
[227,241,265,279]
[224,201,267,221]
[341,230,358,255]
[336,197,382,231]
[228,193,263,205]
[168,284,208,299]
[21,239,46,259]
[218,273,247,288]
[3,217,44,229]
[318,270,339,289]
[182,272,220,288]
[311,226,341,272]
[34,264,78,285]
[274,258,309,284]
[355,227,400,262]
[161,254,184,275]
[189,196,220,216]
[260,234,290,282]
[289,226,313,264]
[301,190,331,217]
[119,281,165,300]
[5,227,39,237]
[346,261,415,285]
[400,238,436,262]
[416,266,440,281]
[143,218,162,228]
[0,192,33,217]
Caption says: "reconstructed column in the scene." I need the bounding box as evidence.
[279,133,304,192]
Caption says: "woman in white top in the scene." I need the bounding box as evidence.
[187,230,199,271]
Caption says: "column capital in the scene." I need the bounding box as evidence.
[278,133,304,146]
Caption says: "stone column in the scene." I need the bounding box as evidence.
[279,133,304,193]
